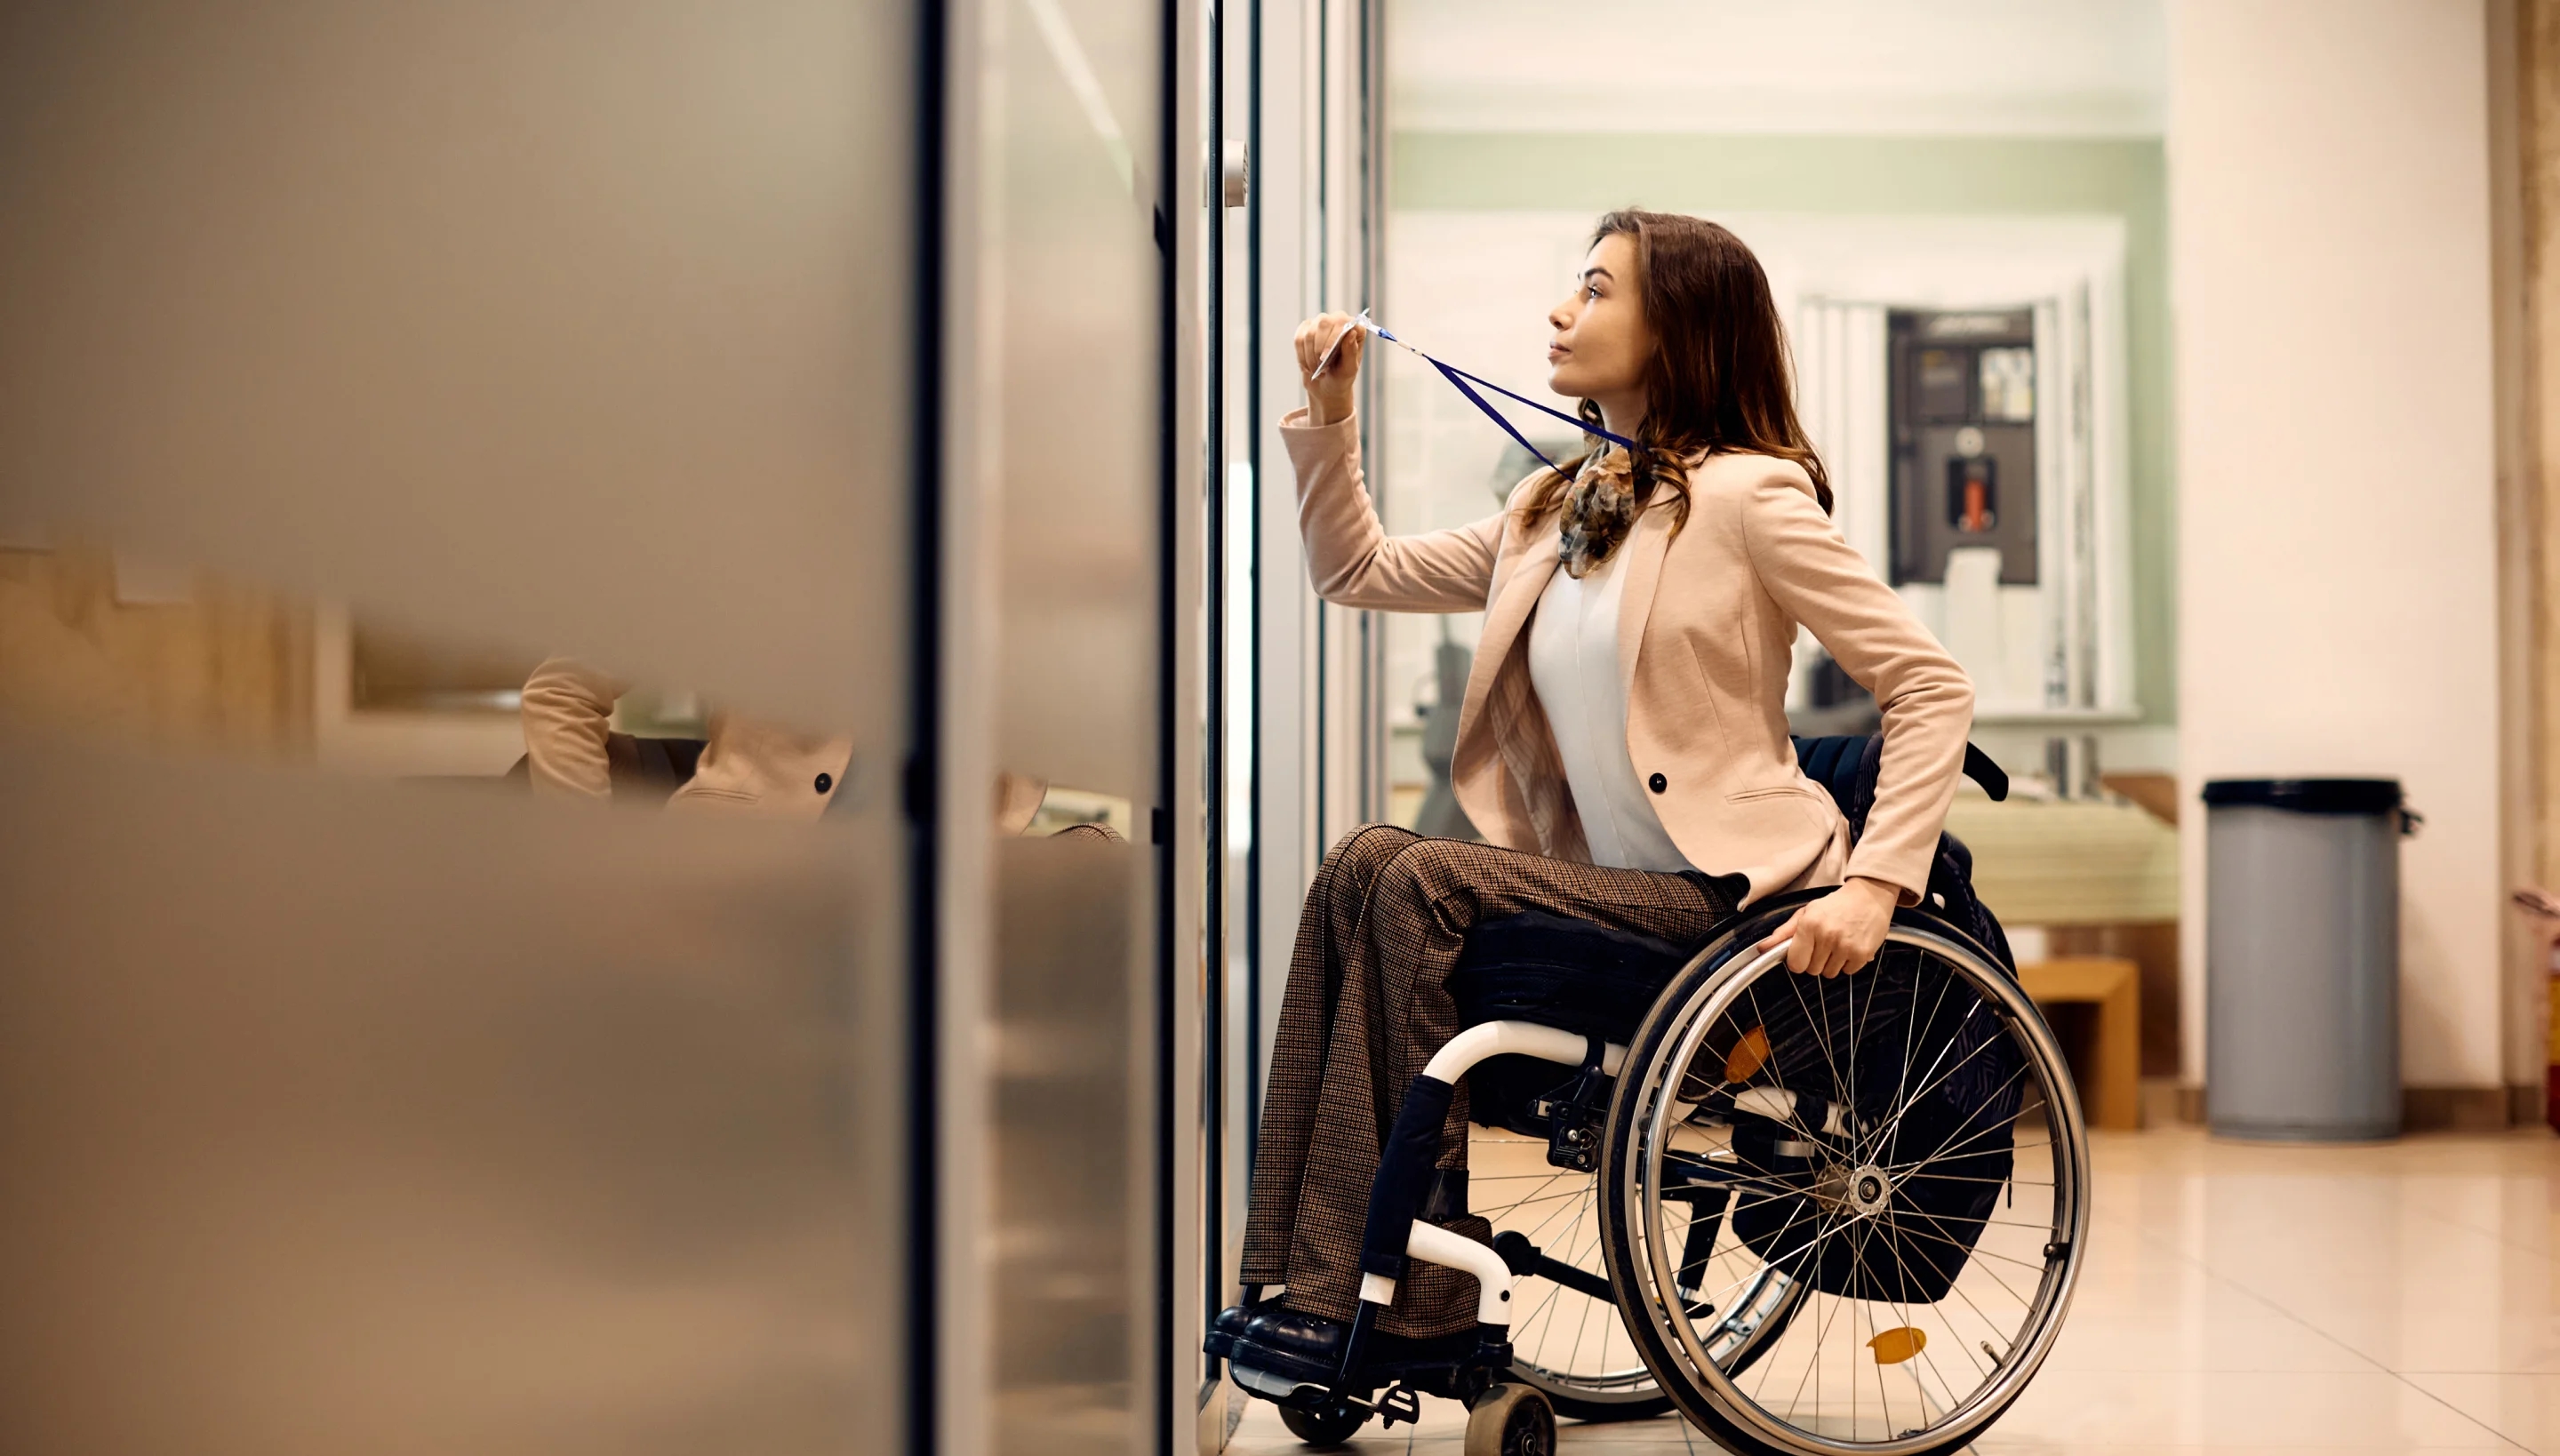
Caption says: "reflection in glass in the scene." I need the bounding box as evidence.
[348,622,539,715]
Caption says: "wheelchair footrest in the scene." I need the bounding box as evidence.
[1228,1322,1498,1408]
[1373,1385,1422,1428]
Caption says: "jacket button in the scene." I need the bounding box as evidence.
[1647,772,1667,794]
[814,772,834,795]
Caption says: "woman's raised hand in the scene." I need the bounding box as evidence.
[1293,312,1364,426]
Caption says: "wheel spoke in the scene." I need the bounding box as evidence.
[1773,963,1852,1124]
[1865,1217,2024,1376]
[1862,998,2003,1151]
[1660,1149,1838,1199]
[1863,949,1956,1164]
[1516,1175,1595,1244]
[1481,1184,1605,1226]
[1728,1008,1832,1148]
[1876,1208,2059,1284]
[1772,1228,1847,1426]
[1889,1170,2053,1189]
[1866,980,1992,1140]
[1682,1193,1831,1312]
[1874,1203,2027,1305]
[1843,943,1902,1131]
[1868,1239,1988,1411]
[1882,1060,2038,1178]
[1516,1270,1565,1349]
[1849,1220,1876,1442]
[1884,1128,2055,1176]
[1476,1181,1590,1214]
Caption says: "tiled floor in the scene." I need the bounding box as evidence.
[1223,1125,2560,1453]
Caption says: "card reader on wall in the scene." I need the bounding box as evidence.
[1889,308,2038,587]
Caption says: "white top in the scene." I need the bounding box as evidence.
[1524,552,1696,873]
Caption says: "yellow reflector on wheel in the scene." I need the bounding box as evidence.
[1724,1026,1771,1083]
[1869,1327,1926,1365]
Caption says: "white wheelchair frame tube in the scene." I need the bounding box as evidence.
[1353,1020,1630,1324]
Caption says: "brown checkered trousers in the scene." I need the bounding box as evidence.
[1239,825,1736,1339]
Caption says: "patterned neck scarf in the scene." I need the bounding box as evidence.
[1556,446,1641,580]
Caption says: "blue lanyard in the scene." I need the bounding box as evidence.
[1322,310,1635,480]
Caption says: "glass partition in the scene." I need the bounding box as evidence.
[950,1,1171,1452]
[0,4,918,1451]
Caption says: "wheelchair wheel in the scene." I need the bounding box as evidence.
[1465,1383,1556,1456]
[1598,906,2091,1456]
[1471,1124,1810,1419]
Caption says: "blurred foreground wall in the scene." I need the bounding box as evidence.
[0,2,922,1451]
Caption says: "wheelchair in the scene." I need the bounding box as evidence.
[1217,739,2092,1456]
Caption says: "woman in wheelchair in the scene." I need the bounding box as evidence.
[1214,212,2090,1456]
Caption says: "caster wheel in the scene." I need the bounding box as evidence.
[1465,1383,1556,1456]
[1279,1399,1368,1449]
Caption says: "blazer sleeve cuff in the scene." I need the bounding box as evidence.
[1279,409,1360,500]
[1842,856,1929,908]
[1278,404,1356,438]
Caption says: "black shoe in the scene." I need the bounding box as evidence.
[1231,1306,1352,1387]
[1204,1294,1276,1361]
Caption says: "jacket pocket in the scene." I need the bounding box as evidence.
[1722,784,1839,842]
[676,786,759,807]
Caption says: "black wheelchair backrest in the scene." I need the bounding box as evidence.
[1790,734,2017,975]
[1790,734,2009,836]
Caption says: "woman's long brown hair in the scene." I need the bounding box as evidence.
[1516,210,1833,531]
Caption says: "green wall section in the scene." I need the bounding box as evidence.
[1392,133,2175,730]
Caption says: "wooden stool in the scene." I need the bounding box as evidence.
[2017,957,2141,1131]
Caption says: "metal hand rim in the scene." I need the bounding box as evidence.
[1623,924,2092,1456]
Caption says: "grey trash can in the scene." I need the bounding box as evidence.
[2204,779,2418,1141]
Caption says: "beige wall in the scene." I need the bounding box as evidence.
[2520,0,2560,1115]
[2170,0,2508,1091]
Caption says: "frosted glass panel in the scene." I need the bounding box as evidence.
[992,0,1163,796]
[991,837,1145,1455]
[0,6,917,1450]
[0,740,902,1456]
[970,1,1163,1452]
[0,1,914,733]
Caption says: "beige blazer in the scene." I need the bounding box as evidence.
[520,660,1053,830]
[1284,410,1973,906]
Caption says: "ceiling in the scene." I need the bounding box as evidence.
[1388,0,2168,138]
